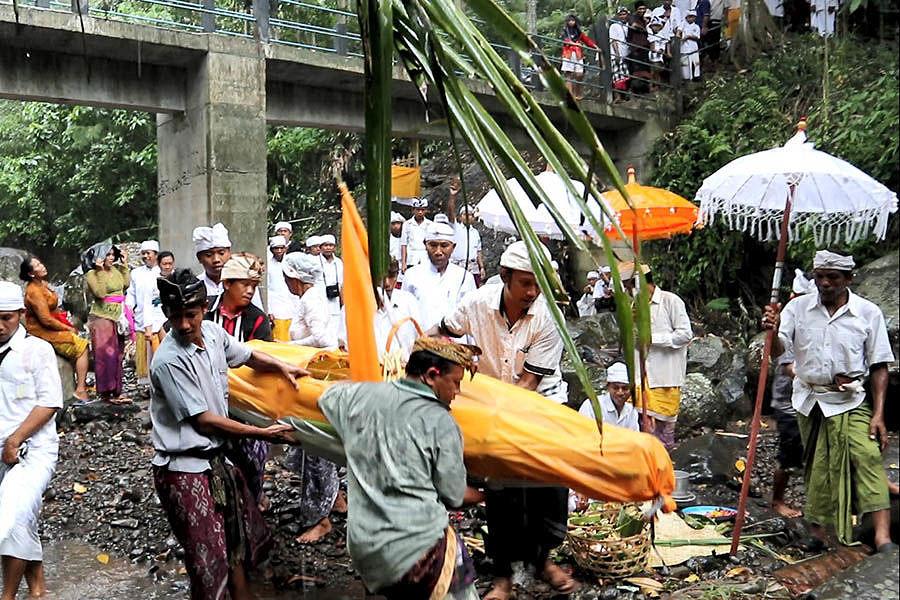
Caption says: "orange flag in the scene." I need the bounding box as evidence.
[339,183,381,382]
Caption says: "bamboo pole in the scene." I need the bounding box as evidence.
[730,182,795,555]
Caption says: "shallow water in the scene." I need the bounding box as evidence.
[37,540,368,599]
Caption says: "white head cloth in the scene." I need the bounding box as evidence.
[606,362,629,384]
[813,250,855,271]
[140,240,160,253]
[193,223,232,253]
[425,222,456,243]
[433,214,450,225]
[269,235,287,248]
[306,236,321,248]
[282,253,322,284]
[499,241,552,273]
[319,234,337,245]
[390,211,405,223]
[791,269,816,295]
[587,271,600,280]
[600,266,612,274]
[273,221,293,233]
[0,282,24,311]
[410,197,429,208]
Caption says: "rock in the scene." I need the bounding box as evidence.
[686,334,750,421]
[670,432,746,485]
[676,372,728,434]
[559,353,606,406]
[110,518,139,530]
[807,547,899,600]
[0,248,28,290]
[71,401,140,423]
[853,250,899,368]
[566,312,622,353]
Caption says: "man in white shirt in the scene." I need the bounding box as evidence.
[400,198,433,273]
[375,259,422,362]
[610,6,631,95]
[579,362,639,431]
[576,271,600,317]
[621,262,692,449]
[652,0,685,34]
[810,0,839,36]
[388,212,405,265]
[446,181,485,286]
[764,250,895,552]
[402,223,476,333]
[0,282,62,599]
[126,240,162,383]
[192,223,263,310]
[434,241,575,598]
[305,236,322,256]
[317,234,344,328]
[592,266,614,312]
[266,236,297,341]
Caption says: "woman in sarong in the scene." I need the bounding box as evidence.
[84,243,131,404]
[20,255,91,400]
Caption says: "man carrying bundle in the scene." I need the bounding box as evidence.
[319,337,484,599]
[432,241,575,599]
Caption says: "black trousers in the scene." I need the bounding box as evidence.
[484,486,568,577]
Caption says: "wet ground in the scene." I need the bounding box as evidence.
[34,372,900,599]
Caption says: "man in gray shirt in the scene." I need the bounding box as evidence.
[150,269,307,600]
[319,337,484,599]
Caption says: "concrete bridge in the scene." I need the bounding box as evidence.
[0,2,664,266]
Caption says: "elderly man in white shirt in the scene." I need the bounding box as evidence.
[266,235,297,341]
[764,250,895,552]
[388,212,405,265]
[192,223,263,310]
[316,234,344,327]
[621,262,692,449]
[282,253,338,349]
[126,239,162,383]
[400,198,433,273]
[576,271,600,317]
[434,241,575,598]
[0,282,62,599]
[402,222,476,333]
[579,362,640,431]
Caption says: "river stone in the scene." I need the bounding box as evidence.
[0,247,28,288]
[559,352,607,406]
[670,432,746,485]
[676,372,729,435]
[687,334,750,417]
[853,249,899,370]
[566,312,622,352]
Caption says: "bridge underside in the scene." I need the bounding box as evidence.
[0,5,663,268]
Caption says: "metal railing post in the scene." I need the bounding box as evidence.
[670,35,683,116]
[253,0,270,43]
[334,22,348,55]
[593,21,613,105]
[202,0,216,32]
[70,0,88,14]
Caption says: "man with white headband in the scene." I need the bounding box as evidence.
[317,234,344,326]
[0,281,61,599]
[433,240,575,598]
[576,270,601,317]
[592,265,614,312]
[400,198,432,273]
[305,236,322,256]
[620,261,692,449]
[446,180,485,285]
[403,222,476,333]
[266,235,296,341]
[578,362,639,431]
[764,250,895,552]
[389,212,405,265]
[126,240,164,384]
[193,223,263,311]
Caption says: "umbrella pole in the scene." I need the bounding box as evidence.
[731,185,795,555]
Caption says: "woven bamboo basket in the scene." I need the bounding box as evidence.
[566,502,652,578]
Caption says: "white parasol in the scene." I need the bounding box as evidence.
[476,171,605,239]
[697,128,898,245]
[696,120,898,555]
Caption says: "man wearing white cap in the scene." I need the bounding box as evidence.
[126,240,164,383]
[400,198,432,273]
[680,10,702,81]
[402,222,476,333]
[193,223,263,311]
[0,281,62,599]
[576,271,600,317]
[434,241,575,597]
[764,250,895,552]
[578,362,639,431]
[389,212,405,265]
[305,236,322,256]
[316,234,344,326]
[592,265,614,312]
[446,180,485,285]
[267,236,297,342]
[620,262,692,449]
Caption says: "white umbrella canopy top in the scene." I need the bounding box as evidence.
[476,170,607,240]
[696,131,898,245]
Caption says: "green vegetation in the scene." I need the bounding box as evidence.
[645,34,899,308]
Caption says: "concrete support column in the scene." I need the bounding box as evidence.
[157,48,267,277]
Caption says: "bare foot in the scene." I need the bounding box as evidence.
[483,577,513,600]
[73,389,90,401]
[107,396,132,405]
[257,494,271,513]
[296,518,332,544]
[332,490,347,514]
[772,501,803,518]
[889,482,899,496]
[541,562,578,594]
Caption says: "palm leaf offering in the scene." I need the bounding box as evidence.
[356,0,654,440]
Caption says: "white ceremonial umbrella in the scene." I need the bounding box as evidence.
[695,120,898,555]
[476,171,604,239]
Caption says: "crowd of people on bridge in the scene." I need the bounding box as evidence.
[0,177,896,598]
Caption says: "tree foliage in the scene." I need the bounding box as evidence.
[645,34,899,308]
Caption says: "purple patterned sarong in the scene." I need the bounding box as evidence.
[88,316,123,396]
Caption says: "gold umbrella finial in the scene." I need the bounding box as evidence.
[626,165,637,185]
[797,117,808,132]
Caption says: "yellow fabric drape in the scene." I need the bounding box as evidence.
[391,165,421,199]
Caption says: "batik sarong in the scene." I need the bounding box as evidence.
[153,462,272,600]
[286,448,339,528]
[88,316,123,396]
[377,527,477,600]
[798,402,891,544]
[225,439,270,503]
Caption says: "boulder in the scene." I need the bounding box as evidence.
[670,432,747,485]
[0,247,28,288]
[57,355,75,400]
[559,352,607,406]
[853,249,899,370]
[566,312,622,354]
[676,372,729,435]
[685,335,751,424]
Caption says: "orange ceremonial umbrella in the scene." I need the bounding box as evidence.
[594,167,700,241]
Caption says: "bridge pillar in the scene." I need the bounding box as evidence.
[156,49,267,276]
